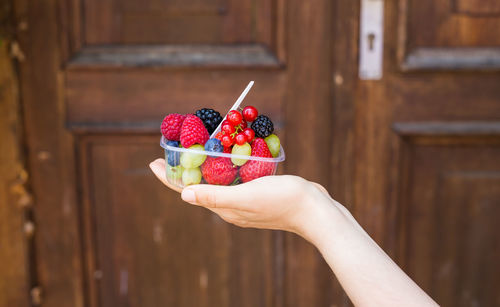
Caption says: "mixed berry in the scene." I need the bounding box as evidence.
[161,106,282,186]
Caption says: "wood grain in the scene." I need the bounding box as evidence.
[398,137,500,306]
[454,0,500,15]
[0,38,30,307]
[68,45,281,68]
[84,0,273,45]
[14,0,85,306]
[65,70,285,130]
[13,0,500,306]
[284,0,346,306]
[329,0,361,304]
[355,1,500,306]
[80,136,281,307]
[399,0,500,70]
[393,121,500,136]
[403,48,500,70]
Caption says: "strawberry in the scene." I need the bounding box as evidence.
[161,113,186,141]
[201,157,238,185]
[250,138,272,158]
[239,138,275,182]
[180,115,210,148]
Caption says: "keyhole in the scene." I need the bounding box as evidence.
[367,33,376,51]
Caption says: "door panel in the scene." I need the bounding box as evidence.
[85,0,273,45]
[65,70,285,128]
[81,136,277,306]
[392,130,500,306]
[399,0,500,69]
[454,0,500,15]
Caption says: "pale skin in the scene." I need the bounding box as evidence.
[150,158,439,307]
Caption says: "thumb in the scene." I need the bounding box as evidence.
[181,184,249,210]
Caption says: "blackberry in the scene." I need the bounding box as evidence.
[195,108,223,135]
[251,115,274,138]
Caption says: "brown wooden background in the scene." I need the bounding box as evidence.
[1,0,499,306]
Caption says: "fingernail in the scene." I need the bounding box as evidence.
[181,189,196,203]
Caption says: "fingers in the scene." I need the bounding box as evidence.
[208,208,253,228]
[311,182,328,194]
[150,158,251,208]
[149,159,183,193]
[207,208,240,223]
[181,184,251,210]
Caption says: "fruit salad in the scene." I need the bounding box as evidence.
[160,106,285,187]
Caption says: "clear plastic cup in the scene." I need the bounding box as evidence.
[160,136,285,188]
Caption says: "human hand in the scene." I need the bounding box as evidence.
[149,158,338,237]
[150,159,439,306]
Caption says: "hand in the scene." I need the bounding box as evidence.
[150,159,439,306]
[149,158,337,236]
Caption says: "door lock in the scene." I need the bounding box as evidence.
[359,0,384,80]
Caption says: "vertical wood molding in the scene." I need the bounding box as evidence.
[14,0,85,306]
[285,0,348,306]
[0,37,30,306]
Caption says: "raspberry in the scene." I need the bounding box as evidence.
[180,115,210,148]
[239,138,275,182]
[201,157,237,185]
[251,115,274,138]
[161,113,186,141]
[195,108,223,135]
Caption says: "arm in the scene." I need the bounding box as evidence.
[150,159,438,306]
[304,199,438,307]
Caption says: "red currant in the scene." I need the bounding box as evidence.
[222,122,236,134]
[240,120,247,130]
[223,146,232,153]
[215,131,225,140]
[221,134,234,147]
[242,128,255,142]
[227,110,243,126]
[242,106,258,122]
[235,133,247,146]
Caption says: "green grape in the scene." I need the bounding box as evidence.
[180,144,207,168]
[182,167,202,186]
[166,165,184,181]
[231,143,251,166]
[264,134,281,158]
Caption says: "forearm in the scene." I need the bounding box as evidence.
[301,199,438,307]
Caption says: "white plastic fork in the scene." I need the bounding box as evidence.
[210,81,254,139]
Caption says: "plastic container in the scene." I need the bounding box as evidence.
[160,136,285,188]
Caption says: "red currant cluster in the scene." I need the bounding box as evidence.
[215,106,259,148]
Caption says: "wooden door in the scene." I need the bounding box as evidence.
[331,1,500,306]
[15,0,340,306]
[15,0,500,306]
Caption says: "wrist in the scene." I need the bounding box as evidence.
[294,188,348,246]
